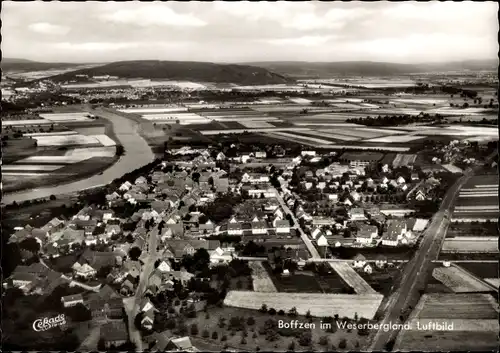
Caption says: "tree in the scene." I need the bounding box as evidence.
[319,335,329,346]
[19,238,40,254]
[268,308,276,315]
[49,194,56,201]
[288,307,298,317]
[202,329,210,338]
[116,145,125,156]
[288,341,296,351]
[221,335,227,342]
[241,337,247,345]
[247,316,255,326]
[277,309,285,316]
[190,323,199,336]
[260,304,268,313]
[338,338,347,349]
[218,316,226,328]
[298,330,312,346]
[129,247,142,261]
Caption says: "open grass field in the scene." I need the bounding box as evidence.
[249,262,277,293]
[441,238,498,253]
[432,267,493,293]
[224,291,384,319]
[365,135,424,143]
[38,112,93,122]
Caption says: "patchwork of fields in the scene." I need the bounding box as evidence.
[452,175,498,222]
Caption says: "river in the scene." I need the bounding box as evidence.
[2,107,155,204]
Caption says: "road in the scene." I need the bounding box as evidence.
[271,188,321,259]
[2,107,154,204]
[125,225,159,351]
[369,155,496,351]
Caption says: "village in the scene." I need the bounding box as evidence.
[3,142,457,351]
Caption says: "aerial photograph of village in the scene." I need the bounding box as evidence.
[1,1,498,352]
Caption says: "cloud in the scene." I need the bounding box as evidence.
[100,5,206,27]
[263,35,337,47]
[28,22,70,35]
[52,42,140,51]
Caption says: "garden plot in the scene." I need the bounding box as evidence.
[39,112,92,122]
[249,262,277,292]
[223,291,384,319]
[33,134,101,146]
[2,164,62,172]
[441,238,498,253]
[118,106,188,114]
[24,131,78,137]
[432,267,493,293]
[289,97,312,104]
[365,135,424,143]
[93,134,116,147]
[239,121,275,128]
[300,130,361,141]
[2,119,51,126]
[392,154,417,167]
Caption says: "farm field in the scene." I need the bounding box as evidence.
[239,121,276,129]
[441,238,498,253]
[432,267,494,293]
[200,127,311,135]
[117,106,188,114]
[395,293,499,351]
[32,134,105,147]
[457,262,499,279]
[365,135,424,143]
[223,291,384,319]
[261,264,324,293]
[446,222,498,238]
[484,278,500,287]
[2,119,53,126]
[2,164,63,172]
[298,130,361,141]
[39,112,92,122]
[249,262,277,293]
[392,153,417,167]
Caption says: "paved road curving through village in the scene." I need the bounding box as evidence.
[2,108,154,204]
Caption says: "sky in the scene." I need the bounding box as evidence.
[2,1,498,63]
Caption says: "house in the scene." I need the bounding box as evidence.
[328,194,339,202]
[157,260,172,273]
[199,220,215,234]
[301,151,316,157]
[135,176,148,185]
[355,225,378,245]
[340,151,383,167]
[415,190,426,201]
[165,336,199,352]
[350,191,361,202]
[61,294,84,308]
[349,208,366,221]
[123,260,141,278]
[274,208,285,220]
[375,255,387,269]
[353,254,367,268]
[411,173,419,181]
[119,181,133,192]
[72,262,97,279]
[227,218,243,236]
[311,228,322,240]
[41,217,65,234]
[255,151,267,159]
[210,247,233,264]
[317,234,329,247]
[363,264,373,274]
[251,217,268,235]
[141,308,155,330]
[397,176,406,185]
[275,220,291,234]
[120,279,135,296]
[216,152,226,161]
[101,321,129,349]
[214,178,229,193]
[382,220,410,246]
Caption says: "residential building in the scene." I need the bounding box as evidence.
[382,220,411,246]
[355,225,378,245]
[349,208,366,221]
[61,294,84,307]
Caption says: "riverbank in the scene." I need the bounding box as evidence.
[2,107,154,204]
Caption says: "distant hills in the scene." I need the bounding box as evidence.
[42,60,294,85]
[2,58,83,72]
[245,59,499,78]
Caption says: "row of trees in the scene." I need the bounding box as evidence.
[346,113,444,127]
